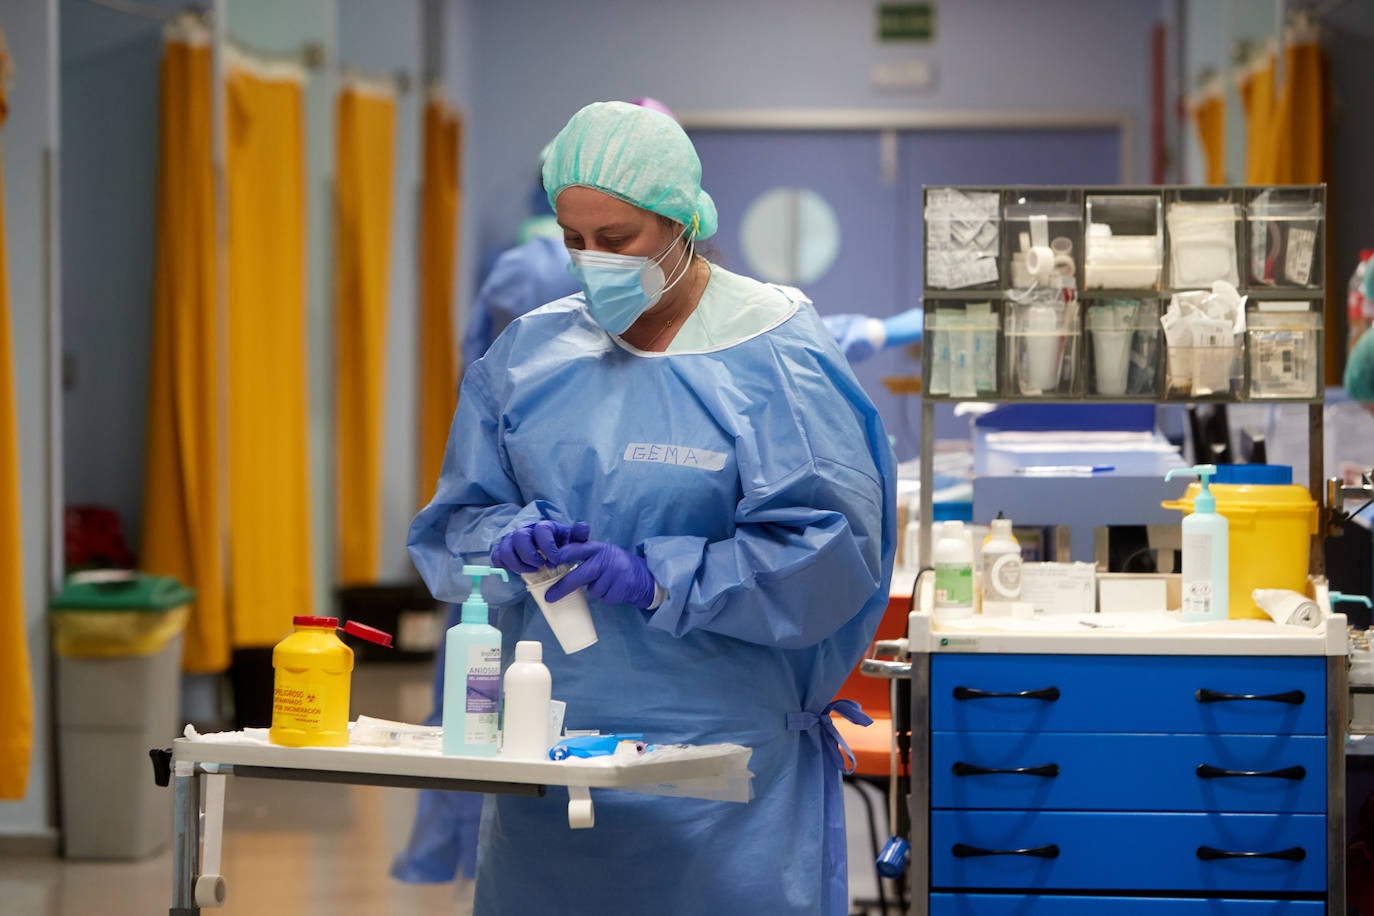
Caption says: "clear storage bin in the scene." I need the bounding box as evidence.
[1246,305,1322,400]
[1246,187,1324,290]
[1084,193,1163,291]
[1165,187,1242,289]
[1084,299,1162,398]
[1003,294,1081,397]
[1002,189,1082,294]
[924,187,1000,290]
[924,301,999,398]
[1164,330,1241,399]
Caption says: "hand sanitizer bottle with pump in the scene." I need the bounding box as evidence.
[1164,464,1228,622]
[443,565,507,757]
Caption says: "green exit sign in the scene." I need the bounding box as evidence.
[877,2,935,42]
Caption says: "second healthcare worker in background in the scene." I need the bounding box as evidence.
[409,101,896,914]
[823,307,926,363]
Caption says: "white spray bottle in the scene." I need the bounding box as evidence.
[1164,464,1228,622]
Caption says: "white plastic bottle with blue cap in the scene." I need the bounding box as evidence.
[1164,464,1228,622]
[443,565,507,756]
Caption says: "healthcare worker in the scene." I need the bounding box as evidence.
[461,98,678,369]
[460,220,579,371]
[394,96,683,887]
[1348,327,1374,406]
[409,101,896,914]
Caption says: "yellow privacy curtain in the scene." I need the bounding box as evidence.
[1187,75,1226,185]
[416,97,461,507]
[1265,32,1328,184]
[0,70,32,799]
[140,25,227,673]
[226,61,313,646]
[1236,47,1278,183]
[335,81,396,583]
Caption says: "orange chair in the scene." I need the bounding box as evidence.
[834,591,915,916]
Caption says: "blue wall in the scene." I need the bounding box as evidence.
[1327,1,1374,331]
[463,0,1162,273]
[59,0,179,555]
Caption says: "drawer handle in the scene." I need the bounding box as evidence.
[1196,763,1306,781]
[952,762,1060,778]
[1196,845,1306,863]
[953,686,1061,702]
[1195,688,1305,705]
[952,842,1060,859]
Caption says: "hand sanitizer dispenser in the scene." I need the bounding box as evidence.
[443,565,507,756]
[1164,464,1229,622]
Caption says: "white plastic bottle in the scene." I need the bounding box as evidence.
[981,514,1023,602]
[1164,464,1228,622]
[500,640,552,759]
[933,520,974,620]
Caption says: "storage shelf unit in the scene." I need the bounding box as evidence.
[921,184,1326,406]
[907,185,1338,916]
[915,184,1329,571]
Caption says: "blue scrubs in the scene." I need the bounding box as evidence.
[410,282,895,914]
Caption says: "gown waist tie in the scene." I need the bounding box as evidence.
[787,698,874,916]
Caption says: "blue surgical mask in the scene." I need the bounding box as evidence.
[567,228,694,335]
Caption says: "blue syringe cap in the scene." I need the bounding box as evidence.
[876,836,911,879]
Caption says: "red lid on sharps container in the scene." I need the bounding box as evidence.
[342,620,393,647]
[293,615,338,628]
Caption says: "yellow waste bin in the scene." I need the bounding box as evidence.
[49,571,193,859]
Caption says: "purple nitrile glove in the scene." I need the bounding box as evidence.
[490,520,590,575]
[545,540,657,609]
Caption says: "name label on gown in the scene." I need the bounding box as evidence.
[623,443,727,471]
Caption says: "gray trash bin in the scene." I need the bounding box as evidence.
[49,572,193,859]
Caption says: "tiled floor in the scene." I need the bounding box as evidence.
[0,663,903,915]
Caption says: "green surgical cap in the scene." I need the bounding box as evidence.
[542,101,718,240]
[1347,328,1374,402]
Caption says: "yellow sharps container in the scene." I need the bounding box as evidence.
[1161,465,1318,620]
[269,616,392,747]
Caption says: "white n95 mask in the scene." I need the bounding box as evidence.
[567,228,694,335]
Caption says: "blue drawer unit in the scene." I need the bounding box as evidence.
[931,655,1325,735]
[930,810,1326,893]
[931,732,1326,812]
[930,894,1325,915]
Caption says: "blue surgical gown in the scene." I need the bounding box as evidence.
[409,283,896,915]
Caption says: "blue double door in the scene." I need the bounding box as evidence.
[688,126,1121,461]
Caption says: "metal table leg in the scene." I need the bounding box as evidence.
[170,762,201,915]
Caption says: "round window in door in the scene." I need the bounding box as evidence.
[738,187,841,286]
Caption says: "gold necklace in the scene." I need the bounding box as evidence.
[646,313,678,349]
[645,259,704,351]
